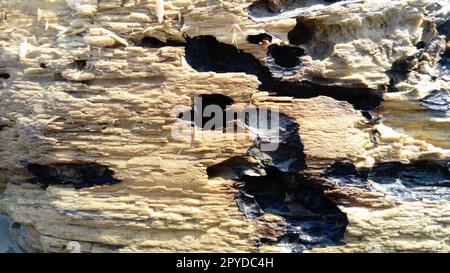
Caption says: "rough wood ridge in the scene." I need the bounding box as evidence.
[0,0,449,252]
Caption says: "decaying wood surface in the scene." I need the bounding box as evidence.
[0,0,449,252]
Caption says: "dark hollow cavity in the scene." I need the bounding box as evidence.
[287,19,313,45]
[206,156,268,179]
[246,111,306,173]
[361,111,373,121]
[206,112,347,251]
[386,53,418,92]
[260,80,383,110]
[324,162,370,189]
[0,72,10,79]
[267,44,305,68]
[324,160,450,201]
[247,33,273,44]
[415,41,426,49]
[390,55,418,73]
[73,60,87,71]
[26,163,121,189]
[177,94,234,130]
[135,37,186,48]
[184,35,382,110]
[266,45,305,77]
[184,35,270,78]
[235,169,348,252]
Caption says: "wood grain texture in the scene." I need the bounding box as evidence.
[0,0,448,252]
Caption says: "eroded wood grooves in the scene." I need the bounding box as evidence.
[0,0,449,252]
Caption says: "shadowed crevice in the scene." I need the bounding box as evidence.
[235,169,348,252]
[245,111,307,173]
[261,80,382,110]
[247,33,273,44]
[26,163,121,189]
[324,160,450,201]
[184,35,382,110]
[73,60,87,71]
[206,113,346,252]
[268,45,305,68]
[266,44,305,76]
[135,37,186,48]
[436,19,449,39]
[287,19,313,46]
[0,72,10,79]
[177,94,235,130]
[185,35,269,77]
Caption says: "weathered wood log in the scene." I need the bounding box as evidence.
[0,0,449,252]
